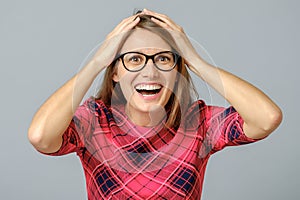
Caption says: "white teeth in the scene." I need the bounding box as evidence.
[142,93,156,96]
[135,84,162,90]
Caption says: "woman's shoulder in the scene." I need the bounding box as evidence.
[79,97,111,116]
[182,100,208,129]
[83,97,110,108]
[186,99,207,115]
[184,100,233,126]
[188,100,234,117]
[80,97,125,124]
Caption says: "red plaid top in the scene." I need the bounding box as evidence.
[42,98,262,200]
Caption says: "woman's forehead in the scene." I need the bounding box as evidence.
[120,29,171,53]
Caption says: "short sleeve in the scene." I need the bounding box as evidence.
[205,105,265,154]
[41,99,94,156]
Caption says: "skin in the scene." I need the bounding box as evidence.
[28,9,282,154]
[112,29,178,126]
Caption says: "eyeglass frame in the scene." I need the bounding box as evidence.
[115,51,181,72]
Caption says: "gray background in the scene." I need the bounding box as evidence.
[1,0,299,199]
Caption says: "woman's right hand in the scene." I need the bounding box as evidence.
[91,14,141,70]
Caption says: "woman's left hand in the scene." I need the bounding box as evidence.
[142,9,202,69]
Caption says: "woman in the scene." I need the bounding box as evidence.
[28,9,282,200]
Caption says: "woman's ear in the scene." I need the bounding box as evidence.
[112,67,119,82]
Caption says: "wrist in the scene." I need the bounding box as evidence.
[186,56,205,71]
[89,58,107,73]
[81,59,104,78]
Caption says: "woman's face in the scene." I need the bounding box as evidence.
[113,28,178,119]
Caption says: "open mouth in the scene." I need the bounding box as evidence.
[135,84,162,96]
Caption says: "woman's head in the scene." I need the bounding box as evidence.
[96,14,197,128]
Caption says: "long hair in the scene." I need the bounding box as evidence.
[96,14,198,129]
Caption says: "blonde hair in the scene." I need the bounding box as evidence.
[96,14,198,129]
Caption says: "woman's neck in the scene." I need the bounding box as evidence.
[125,104,167,127]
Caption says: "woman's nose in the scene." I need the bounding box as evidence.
[141,59,159,78]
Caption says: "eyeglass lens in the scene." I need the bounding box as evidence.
[122,52,177,71]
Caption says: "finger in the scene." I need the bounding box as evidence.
[114,15,140,32]
[117,17,140,34]
[143,9,172,24]
[107,16,140,39]
[110,13,141,33]
[150,16,183,35]
[124,16,140,31]
[144,10,181,31]
[150,17,170,29]
[118,15,140,30]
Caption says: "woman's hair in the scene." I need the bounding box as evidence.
[95,14,198,129]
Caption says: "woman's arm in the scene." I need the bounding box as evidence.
[188,58,282,139]
[28,15,141,153]
[144,9,282,139]
[28,61,101,153]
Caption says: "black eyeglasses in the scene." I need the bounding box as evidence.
[115,51,180,72]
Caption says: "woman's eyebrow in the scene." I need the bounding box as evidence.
[120,48,172,54]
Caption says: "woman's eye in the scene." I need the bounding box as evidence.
[157,56,170,63]
[129,56,142,63]
[130,57,139,62]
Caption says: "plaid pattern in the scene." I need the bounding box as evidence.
[42,98,262,200]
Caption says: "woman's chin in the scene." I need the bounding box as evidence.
[126,102,167,126]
